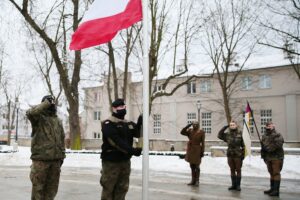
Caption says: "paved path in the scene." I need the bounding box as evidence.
[0,166,299,200]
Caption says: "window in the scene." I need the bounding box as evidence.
[242,76,252,90]
[200,80,211,92]
[94,92,100,102]
[94,111,101,120]
[93,132,101,139]
[153,84,163,93]
[187,113,196,124]
[153,114,161,134]
[260,109,272,134]
[259,75,271,89]
[202,112,212,134]
[2,114,6,119]
[187,82,196,94]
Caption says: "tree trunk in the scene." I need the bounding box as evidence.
[221,86,232,123]
[68,101,81,150]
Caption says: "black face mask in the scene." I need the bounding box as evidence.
[48,104,57,114]
[113,109,127,119]
[266,128,272,133]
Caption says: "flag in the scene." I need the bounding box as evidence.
[242,102,252,157]
[70,0,142,50]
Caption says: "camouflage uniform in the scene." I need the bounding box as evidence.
[181,123,205,186]
[26,100,65,200]
[261,128,284,196]
[218,126,245,191]
[100,115,142,200]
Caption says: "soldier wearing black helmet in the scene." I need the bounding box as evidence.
[26,95,65,200]
[100,98,142,200]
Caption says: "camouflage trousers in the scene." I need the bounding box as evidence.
[30,160,62,200]
[100,160,131,200]
[265,159,284,181]
[228,157,243,177]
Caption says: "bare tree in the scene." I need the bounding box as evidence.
[146,0,206,113]
[259,0,300,79]
[7,0,91,149]
[199,0,260,123]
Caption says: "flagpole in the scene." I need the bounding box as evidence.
[142,0,149,199]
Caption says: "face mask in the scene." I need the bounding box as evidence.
[48,104,57,113]
[114,109,127,119]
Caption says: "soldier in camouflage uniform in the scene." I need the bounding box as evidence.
[26,95,65,200]
[261,122,284,197]
[181,121,205,186]
[218,120,245,191]
[100,99,142,200]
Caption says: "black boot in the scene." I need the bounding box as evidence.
[235,176,241,191]
[187,170,195,185]
[228,176,236,190]
[264,180,274,194]
[194,168,200,187]
[269,180,280,197]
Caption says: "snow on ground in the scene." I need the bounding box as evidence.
[0,146,299,180]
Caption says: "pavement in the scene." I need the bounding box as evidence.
[0,166,299,200]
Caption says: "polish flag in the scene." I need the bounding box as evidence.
[70,0,142,50]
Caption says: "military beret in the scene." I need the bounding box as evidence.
[112,98,125,107]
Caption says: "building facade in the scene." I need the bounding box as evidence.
[82,65,300,150]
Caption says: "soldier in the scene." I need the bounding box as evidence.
[100,98,142,200]
[261,121,284,197]
[26,95,65,200]
[218,120,245,191]
[180,121,205,186]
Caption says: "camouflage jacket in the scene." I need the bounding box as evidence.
[218,126,245,158]
[26,101,65,161]
[261,129,284,161]
[101,116,141,162]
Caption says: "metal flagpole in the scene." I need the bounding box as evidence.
[142,0,149,199]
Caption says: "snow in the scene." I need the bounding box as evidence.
[1,146,299,180]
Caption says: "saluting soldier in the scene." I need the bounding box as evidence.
[261,121,284,197]
[181,121,205,186]
[218,120,245,191]
[100,99,142,200]
[26,95,65,200]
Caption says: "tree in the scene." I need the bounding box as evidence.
[7,0,91,149]
[259,0,300,79]
[147,0,205,113]
[198,0,260,123]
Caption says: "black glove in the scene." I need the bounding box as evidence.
[223,125,229,129]
[130,148,142,156]
[137,114,143,127]
[184,123,193,129]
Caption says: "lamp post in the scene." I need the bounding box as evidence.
[196,100,201,124]
[15,99,20,143]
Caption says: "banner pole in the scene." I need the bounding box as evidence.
[142,0,149,199]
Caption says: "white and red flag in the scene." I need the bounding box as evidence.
[70,0,142,50]
[242,102,252,157]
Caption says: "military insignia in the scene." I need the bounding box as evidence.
[128,124,134,129]
[105,121,110,124]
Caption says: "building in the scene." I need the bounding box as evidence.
[82,64,300,150]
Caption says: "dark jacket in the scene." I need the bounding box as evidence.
[261,129,284,161]
[181,127,205,165]
[218,126,245,158]
[26,101,65,161]
[101,116,141,162]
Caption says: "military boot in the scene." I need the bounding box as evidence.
[235,176,241,191]
[194,169,200,187]
[264,180,274,194]
[228,176,236,190]
[269,180,280,197]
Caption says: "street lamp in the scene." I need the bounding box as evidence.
[15,98,20,143]
[196,100,201,124]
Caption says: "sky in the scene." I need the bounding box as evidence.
[1,146,300,180]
